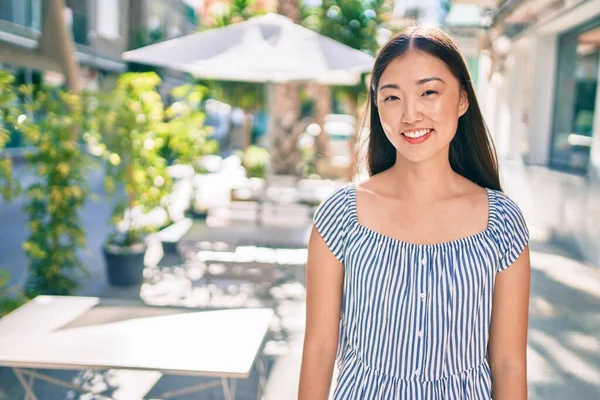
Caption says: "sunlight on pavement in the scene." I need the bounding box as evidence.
[531,250,600,300]
[529,329,600,384]
[565,332,600,354]
[527,344,561,384]
[529,296,560,317]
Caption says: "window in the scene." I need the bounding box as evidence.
[550,22,600,174]
[96,0,119,40]
[0,0,41,30]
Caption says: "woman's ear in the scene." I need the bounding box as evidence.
[458,88,469,117]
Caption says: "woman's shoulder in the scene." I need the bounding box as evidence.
[485,188,530,271]
[486,188,524,216]
[485,188,528,237]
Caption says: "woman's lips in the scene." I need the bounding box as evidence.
[401,129,434,145]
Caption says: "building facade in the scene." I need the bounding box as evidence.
[0,0,129,149]
[0,0,198,149]
[0,0,130,89]
[483,0,600,266]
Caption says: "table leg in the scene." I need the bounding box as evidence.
[27,371,37,400]
[221,377,235,400]
[13,369,91,393]
[12,368,37,400]
[257,355,267,400]
[231,378,237,399]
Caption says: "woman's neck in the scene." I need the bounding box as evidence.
[381,153,465,203]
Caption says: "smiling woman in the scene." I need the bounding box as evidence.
[368,27,500,190]
[299,25,531,400]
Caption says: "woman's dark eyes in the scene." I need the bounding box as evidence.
[384,91,437,102]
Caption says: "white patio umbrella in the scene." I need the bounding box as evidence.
[123,13,374,225]
[122,13,375,85]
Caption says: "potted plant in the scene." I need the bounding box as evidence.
[96,72,172,287]
[15,84,92,296]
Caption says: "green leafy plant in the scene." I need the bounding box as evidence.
[0,70,25,313]
[0,270,27,317]
[312,0,389,55]
[240,145,270,178]
[200,79,266,113]
[0,69,19,201]
[96,72,172,247]
[162,84,219,167]
[303,0,390,116]
[17,86,91,296]
[211,0,262,27]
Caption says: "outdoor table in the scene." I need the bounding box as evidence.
[0,295,273,400]
[197,246,308,284]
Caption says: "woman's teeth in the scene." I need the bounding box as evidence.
[403,129,432,138]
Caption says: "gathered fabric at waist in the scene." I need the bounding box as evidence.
[334,346,493,400]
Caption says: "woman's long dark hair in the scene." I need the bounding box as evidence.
[366,25,502,191]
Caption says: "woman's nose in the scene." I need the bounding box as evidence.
[401,98,423,124]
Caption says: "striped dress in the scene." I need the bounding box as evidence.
[313,183,529,399]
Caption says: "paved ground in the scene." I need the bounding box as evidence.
[1,160,600,399]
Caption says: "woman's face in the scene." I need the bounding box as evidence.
[376,50,469,164]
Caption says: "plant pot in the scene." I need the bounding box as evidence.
[102,243,147,287]
[187,208,208,220]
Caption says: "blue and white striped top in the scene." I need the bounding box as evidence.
[313,184,529,399]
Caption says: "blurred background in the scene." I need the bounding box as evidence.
[0,0,599,399]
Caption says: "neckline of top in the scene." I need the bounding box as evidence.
[346,184,497,250]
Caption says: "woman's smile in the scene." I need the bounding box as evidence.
[401,128,435,144]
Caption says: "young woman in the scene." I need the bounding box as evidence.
[298,26,530,400]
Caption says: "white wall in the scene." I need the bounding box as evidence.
[482,1,600,268]
[527,34,558,165]
[485,0,600,166]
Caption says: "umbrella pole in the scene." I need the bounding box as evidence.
[257,82,273,227]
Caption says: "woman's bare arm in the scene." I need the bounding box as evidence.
[298,226,344,400]
[489,246,531,399]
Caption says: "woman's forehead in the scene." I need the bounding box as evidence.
[379,51,453,87]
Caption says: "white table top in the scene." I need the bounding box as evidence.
[0,296,273,378]
[197,246,308,265]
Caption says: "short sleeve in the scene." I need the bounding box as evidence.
[497,195,530,272]
[313,185,349,263]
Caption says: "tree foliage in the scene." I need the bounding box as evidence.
[0,70,19,201]
[0,270,27,317]
[95,72,172,247]
[302,0,391,114]
[309,0,389,55]
[17,86,91,296]
[162,84,219,166]
[211,0,264,27]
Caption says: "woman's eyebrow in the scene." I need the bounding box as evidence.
[379,83,399,91]
[379,77,445,91]
[417,77,445,85]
